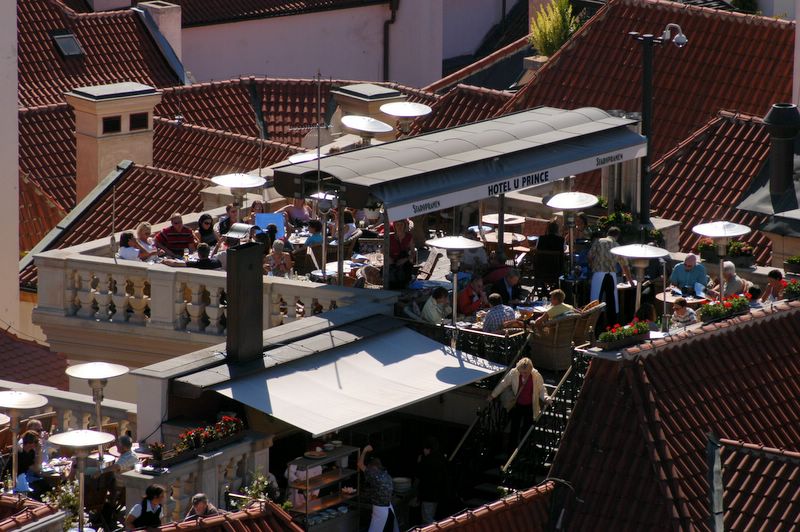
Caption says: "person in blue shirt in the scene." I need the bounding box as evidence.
[669,254,708,293]
[304,220,324,246]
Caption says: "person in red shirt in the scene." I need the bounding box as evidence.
[458,276,489,316]
[154,213,197,258]
[387,219,416,289]
[488,358,550,452]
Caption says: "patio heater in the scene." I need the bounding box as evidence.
[65,362,129,461]
[380,102,432,137]
[49,430,116,532]
[0,391,48,491]
[692,221,751,303]
[425,236,484,346]
[611,244,670,313]
[545,192,599,277]
[340,115,393,146]
[211,173,267,221]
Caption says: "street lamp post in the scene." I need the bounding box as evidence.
[629,23,688,228]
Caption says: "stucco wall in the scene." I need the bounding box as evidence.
[442,0,512,59]
[181,3,442,88]
[1,1,18,329]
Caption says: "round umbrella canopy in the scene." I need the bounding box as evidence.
[426,236,485,250]
[546,192,599,211]
[49,430,116,450]
[66,362,129,381]
[692,221,751,239]
[211,173,266,189]
[611,244,671,260]
[0,391,48,410]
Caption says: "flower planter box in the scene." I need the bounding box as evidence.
[784,261,800,275]
[728,255,754,269]
[700,309,749,325]
[699,249,719,263]
[596,332,648,351]
[151,433,246,468]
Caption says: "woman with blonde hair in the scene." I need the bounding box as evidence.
[488,357,550,451]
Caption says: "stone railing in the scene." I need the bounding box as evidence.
[32,223,397,365]
[121,433,271,522]
[0,379,137,436]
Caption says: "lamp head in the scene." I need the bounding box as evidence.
[662,23,688,48]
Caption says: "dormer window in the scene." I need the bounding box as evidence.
[51,31,84,58]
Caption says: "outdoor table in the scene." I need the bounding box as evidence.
[310,260,362,282]
[468,225,494,233]
[288,233,309,247]
[483,232,526,245]
[655,291,709,313]
[481,213,525,226]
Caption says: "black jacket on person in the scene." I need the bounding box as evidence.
[537,234,565,253]
[417,452,447,503]
[133,499,162,529]
[491,278,523,305]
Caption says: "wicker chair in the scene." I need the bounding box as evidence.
[573,301,607,346]
[530,312,581,371]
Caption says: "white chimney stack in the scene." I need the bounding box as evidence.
[138,1,183,61]
[86,0,132,11]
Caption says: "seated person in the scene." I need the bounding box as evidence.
[184,493,220,520]
[537,220,565,252]
[342,210,359,241]
[762,269,785,302]
[670,297,696,327]
[634,302,660,330]
[264,240,293,277]
[278,198,313,229]
[304,220,325,246]
[482,293,515,333]
[216,204,238,236]
[748,287,763,308]
[16,431,44,497]
[669,254,708,293]
[707,261,746,299]
[155,213,197,258]
[103,435,139,484]
[244,200,265,226]
[163,243,222,270]
[490,269,525,306]
[420,287,451,325]
[119,231,159,262]
[458,276,489,316]
[125,484,167,531]
[533,289,574,328]
[195,213,219,247]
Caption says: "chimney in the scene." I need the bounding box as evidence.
[138,1,183,60]
[331,83,406,141]
[226,242,265,364]
[763,102,800,211]
[86,0,131,11]
[65,82,161,201]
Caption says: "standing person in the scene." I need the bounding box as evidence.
[416,437,447,525]
[488,358,550,452]
[537,220,565,252]
[358,445,399,532]
[388,219,416,290]
[588,226,632,325]
[125,483,167,530]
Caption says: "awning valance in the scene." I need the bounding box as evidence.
[273,107,646,221]
[211,328,504,436]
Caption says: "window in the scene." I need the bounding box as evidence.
[103,116,121,134]
[51,31,84,58]
[130,112,149,131]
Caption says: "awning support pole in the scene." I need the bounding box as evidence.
[497,194,506,262]
[337,202,345,286]
[383,211,391,288]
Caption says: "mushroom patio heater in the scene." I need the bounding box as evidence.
[380,102,432,136]
[49,430,116,532]
[546,192,599,278]
[340,115,394,146]
[692,221,752,303]
[611,244,670,313]
[0,391,48,490]
[211,173,267,220]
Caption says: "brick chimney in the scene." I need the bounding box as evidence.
[763,103,800,211]
[86,0,131,11]
[65,83,161,201]
[330,83,406,141]
[138,1,183,60]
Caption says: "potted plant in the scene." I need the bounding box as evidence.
[785,278,800,300]
[150,416,246,467]
[596,318,650,350]
[43,480,80,531]
[784,255,800,274]
[726,240,755,269]
[695,238,718,263]
[698,294,751,323]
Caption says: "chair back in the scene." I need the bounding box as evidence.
[533,249,564,287]
[342,229,362,258]
[417,252,442,281]
[530,313,580,370]
[307,244,324,271]
[573,301,607,345]
[358,238,383,255]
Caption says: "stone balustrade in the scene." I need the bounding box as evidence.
[121,434,271,522]
[0,379,136,436]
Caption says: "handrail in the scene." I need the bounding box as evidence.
[501,363,574,473]
[449,330,533,463]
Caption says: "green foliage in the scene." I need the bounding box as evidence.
[242,472,280,504]
[43,480,80,532]
[595,196,608,209]
[598,318,650,343]
[530,0,581,57]
[695,238,716,253]
[785,255,800,265]
[699,294,751,321]
[726,240,753,257]
[785,279,800,299]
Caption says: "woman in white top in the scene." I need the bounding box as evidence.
[119,232,145,261]
[134,222,160,260]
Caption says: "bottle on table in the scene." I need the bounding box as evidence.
[183,248,189,261]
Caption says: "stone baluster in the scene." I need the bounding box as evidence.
[128,276,149,324]
[75,269,97,319]
[316,298,334,314]
[284,294,298,322]
[185,282,207,333]
[174,282,188,330]
[110,272,130,322]
[269,291,283,327]
[94,272,113,321]
[205,286,226,335]
[65,269,79,316]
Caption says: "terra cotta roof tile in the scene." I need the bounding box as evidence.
[0,329,68,390]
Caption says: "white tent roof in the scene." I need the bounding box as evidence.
[212,328,504,436]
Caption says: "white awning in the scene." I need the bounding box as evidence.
[212,328,504,436]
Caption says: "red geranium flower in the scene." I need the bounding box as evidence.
[723,302,732,308]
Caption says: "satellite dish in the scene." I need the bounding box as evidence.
[211,173,266,189]
[341,115,393,134]
[380,102,432,118]
[288,151,320,164]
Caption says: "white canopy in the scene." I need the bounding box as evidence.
[212,328,504,437]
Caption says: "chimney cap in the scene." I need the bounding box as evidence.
[331,83,402,102]
[69,82,157,101]
[763,103,800,138]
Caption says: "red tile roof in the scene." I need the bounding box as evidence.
[159,502,302,532]
[501,0,793,164]
[0,329,68,390]
[0,495,59,531]
[424,36,531,94]
[719,438,800,531]
[21,163,209,288]
[18,0,182,107]
[156,0,389,27]
[18,103,77,211]
[411,84,512,135]
[651,111,773,264]
[153,118,301,178]
[414,482,553,531]
[19,173,68,256]
[550,301,800,530]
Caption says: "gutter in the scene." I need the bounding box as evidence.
[383,0,399,81]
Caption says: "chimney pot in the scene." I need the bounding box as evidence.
[763,103,800,209]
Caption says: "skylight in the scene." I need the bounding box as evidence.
[52,32,84,58]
